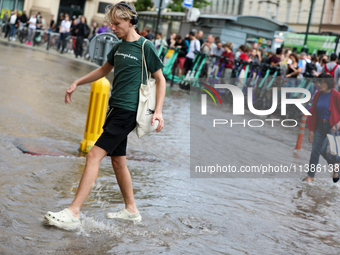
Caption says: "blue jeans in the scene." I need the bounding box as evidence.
[308,121,331,178]
[10,24,16,38]
[58,32,69,52]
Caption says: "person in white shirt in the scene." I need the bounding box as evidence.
[58,13,71,53]
[154,32,168,50]
[208,40,224,77]
[9,9,18,40]
[26,13,37,45]
[184,31,201,74]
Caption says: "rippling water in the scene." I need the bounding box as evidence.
[1,44,340,255]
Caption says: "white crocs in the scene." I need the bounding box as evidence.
[44,208,80,229]
[106,209,142,222]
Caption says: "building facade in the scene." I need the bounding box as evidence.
[319,0,340,33]
[200,0,244,15]
[241,0,324,33]
[0,0,121,26]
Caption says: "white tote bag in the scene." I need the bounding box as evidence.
[136,40,159,138]
[326,125,340,163]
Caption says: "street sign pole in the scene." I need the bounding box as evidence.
[154,0,163,42]
[303,0,314,53]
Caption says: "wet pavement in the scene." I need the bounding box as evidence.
[0,42,340,255]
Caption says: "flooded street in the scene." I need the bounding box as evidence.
[1,43,340,254]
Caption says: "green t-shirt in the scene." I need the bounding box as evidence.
[107,36,164,112]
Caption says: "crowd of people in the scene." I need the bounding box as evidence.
[1,10,115,59]
[143,29,340,184]
[2,9,28,40]
[144,28,340,91]
[3,11,340,88]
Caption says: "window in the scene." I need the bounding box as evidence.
[17,0,24,10]
[223,0,227,13]
[297,0,302,23]
[275,1,279,19]
[98,2,111,14]
[257,1,261,16]
[231,0,235,15]
[210,0,215,12]
[249,1,253,15]
[285,0,291,22]
[1,0,15,10]
[330,0,335,23]
[266,1,270,18]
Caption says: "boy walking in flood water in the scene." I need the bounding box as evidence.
[44,1,165,229]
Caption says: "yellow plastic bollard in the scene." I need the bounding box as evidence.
[80,77,111,153]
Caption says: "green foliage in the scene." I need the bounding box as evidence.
[134,0,153,11]
[135,0,211,12]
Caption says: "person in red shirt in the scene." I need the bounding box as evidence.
[239,46,251,70]
[140,26,150,37]
[220,42,234,81]
[270,47,282,67]
[307,73,340,183]
[240,47,250,60]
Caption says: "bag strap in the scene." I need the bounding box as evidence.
[324,63,329,72]
[141,39,149,84]
[331,64,338,72]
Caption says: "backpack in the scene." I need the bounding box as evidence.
[324,63,339,78]
[303,59,317,77]
[184,39,190,53]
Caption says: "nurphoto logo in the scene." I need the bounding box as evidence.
[200,84,312,128]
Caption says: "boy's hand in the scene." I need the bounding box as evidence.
[65,82,77,104]
[151,113,164,132]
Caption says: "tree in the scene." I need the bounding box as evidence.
[134,0,153,11]
[135,0,211,12]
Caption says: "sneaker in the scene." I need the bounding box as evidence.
[25,41,30,45]
[106,209,142,222]
[44,208,80,229]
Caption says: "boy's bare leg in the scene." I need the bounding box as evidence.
[68,145,108,217]
[111,156,138,214]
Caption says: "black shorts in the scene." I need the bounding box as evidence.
[95,107,136,156]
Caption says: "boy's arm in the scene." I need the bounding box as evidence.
[65,61,113,103]
[152,68,166,132]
